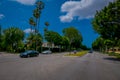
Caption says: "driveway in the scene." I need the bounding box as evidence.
[0,52,120,80]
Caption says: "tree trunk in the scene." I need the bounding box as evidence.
[105,45,108,53]
[59,45,61,52]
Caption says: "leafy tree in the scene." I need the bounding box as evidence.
[117,39,120,47]
[92,37,104,51]
[61,36,70,50]
[92,36,114,52]
[3,27,24,52]
[26,33,42,51]
[44,31,62,50]
[63,27,82,50]
[103,39,113,52]
[71,34,83,49]
[80,44,89,50]
[92,0,120,46]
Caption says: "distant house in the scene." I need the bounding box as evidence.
[108,47,120,54]
[42,42,59,48]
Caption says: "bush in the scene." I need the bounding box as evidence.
[108,52,116,56]
[115,53,120,59]
[108,52,120,59]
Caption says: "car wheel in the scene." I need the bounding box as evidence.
[27,54,30,57]
[37,53,39,56]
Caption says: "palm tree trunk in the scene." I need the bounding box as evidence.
[35,19,38,50]
[38,18,40,33]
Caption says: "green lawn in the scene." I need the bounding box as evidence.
[65,51,88,57]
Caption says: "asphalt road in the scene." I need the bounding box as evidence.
[0,52,120,80]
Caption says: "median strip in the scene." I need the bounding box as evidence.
[64,51,88,57]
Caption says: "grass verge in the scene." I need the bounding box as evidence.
[107,52,120,59]
[65,51,88,57]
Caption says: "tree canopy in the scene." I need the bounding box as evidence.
[92,0,120,51]
[44,31,62,46]
[26,33,42,51]
[92,0,120,40]
[3,27,24,52]
[63,27,83,49]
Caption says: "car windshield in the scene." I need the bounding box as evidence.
[44,50,50,52]
[22,50,32,54]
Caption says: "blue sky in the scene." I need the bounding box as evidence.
[0,0,114,48]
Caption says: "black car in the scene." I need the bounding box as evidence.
[20,50,39,58]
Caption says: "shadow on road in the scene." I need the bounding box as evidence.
[103,57,120,62]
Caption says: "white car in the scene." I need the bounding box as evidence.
[42,50,52,54]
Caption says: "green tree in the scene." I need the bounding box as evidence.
[71,34,83,49]
[26,33,42,51]
[61,36,70,50]
[117,39,120,47]
[29,0,44,50]
[92,0,120,47]
[44,31,62,50]
[29,17,36,50]
[63,27,82,50]
[80,44,89,50]
[92,37,104,51]
[33,0,44,33]
[92,37,114,52]
[103,39,113,52]
[3,27,24,52]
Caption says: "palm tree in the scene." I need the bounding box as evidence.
[44,22,49,32]
[29,17,36,33]
[33,8,40,33]
[28,1,44,50]
[29,17,36,50]
[33,0,44,33]
[36,1,44,10]
[3,27,24,52]
[33,1,44,50]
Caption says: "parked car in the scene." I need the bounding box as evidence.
[20,50,39,58]
[88,50,93,53]
[42,50,52,54]
[73,50,77,54]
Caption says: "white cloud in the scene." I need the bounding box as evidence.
[60,0,114,23]
[0,14,5,20]
[60,15,73,23]
[24,28,35,33]
[11,0,36,5]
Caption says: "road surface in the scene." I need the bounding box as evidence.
[0,52,120,80]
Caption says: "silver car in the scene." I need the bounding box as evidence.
[42,50,52,54]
